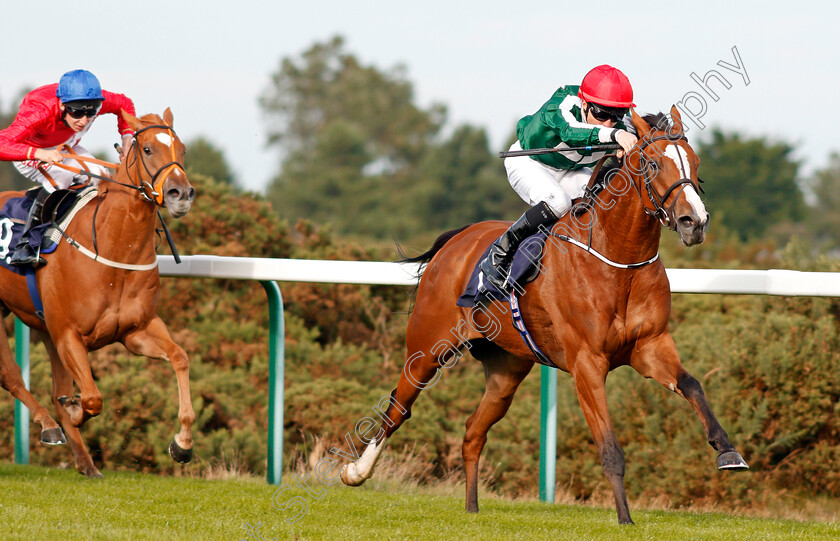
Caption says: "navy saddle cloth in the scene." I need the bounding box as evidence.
[457,230,549,308]
[0,190,78,275]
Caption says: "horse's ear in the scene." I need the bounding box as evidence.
[669,104,684,135]
[630,109,650,139]
[163,107,174,127]
[121,109,144,132]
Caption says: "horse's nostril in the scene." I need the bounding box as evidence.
[678,216,695,229]
[188,187,196,201]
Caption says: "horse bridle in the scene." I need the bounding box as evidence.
[634,133,704,230]
[124,124,187,206]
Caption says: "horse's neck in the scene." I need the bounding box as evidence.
[94,169,158,256]
[585,168,662,263]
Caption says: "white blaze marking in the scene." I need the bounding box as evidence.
[156,133,172,147]
[664,145,690,178]
[684,185,707,218]
[664,145,707,218]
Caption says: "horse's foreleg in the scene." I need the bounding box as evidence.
[0,326,65,444]
[340,330,456,487]
[462,350,532,513]
[39,333,101,477]
[571,355,634,525]
[123,317,195,464]
[630,334,748,470]
[51,332,103,425]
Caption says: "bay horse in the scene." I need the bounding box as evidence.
[0,108,196,477]
[341,106,748,524]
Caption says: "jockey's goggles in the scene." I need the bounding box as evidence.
[588,103,627,123]
[64,104,101,119]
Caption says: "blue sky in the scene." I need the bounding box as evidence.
[1,1,838,193]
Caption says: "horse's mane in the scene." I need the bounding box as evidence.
[640,112,671,132]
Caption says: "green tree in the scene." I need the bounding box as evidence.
[805,152,840,251]
[260,35,446,239]
[413,125,522,228]
[184,136,236,186]
[0,91,32,192]
[697,130,805,240]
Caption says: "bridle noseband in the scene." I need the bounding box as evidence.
[126,124,187,206]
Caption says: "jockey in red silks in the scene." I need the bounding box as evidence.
[0,69,136,267]
[480,65,639,292]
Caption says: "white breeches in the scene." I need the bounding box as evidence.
[504,141,593,217]
[14,144,104,193]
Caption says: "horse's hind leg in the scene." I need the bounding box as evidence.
[630,334,749,470]
[40,332,101,477]
[340,314,464,487]
[122,316,195,464]
[462,342,532,512]
[0,323,65,445]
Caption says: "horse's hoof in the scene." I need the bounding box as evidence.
[718,450,749,471]
[81,468,103,479]
[58,395,85,426]
[40,427,67,446]
[340,463,367,486]
[169,439,193,464]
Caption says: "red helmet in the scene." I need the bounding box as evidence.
[578,65,635,108]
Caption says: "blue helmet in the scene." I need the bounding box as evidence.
[56,69,104,103]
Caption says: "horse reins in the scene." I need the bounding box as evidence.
[41,124,186,268]
[48,124,185,206]
[548,130,703,269]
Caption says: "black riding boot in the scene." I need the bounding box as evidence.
[9,194,47,268]
[479,201,557,291]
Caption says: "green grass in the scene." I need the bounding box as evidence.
[0,462,837,540]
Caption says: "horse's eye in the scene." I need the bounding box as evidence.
[143,146,152,155]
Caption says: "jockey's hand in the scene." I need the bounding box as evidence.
[614,130,638,158]
[34,148,64,165]
[119,134,132,163]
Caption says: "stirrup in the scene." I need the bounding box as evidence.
[9,245,46,268]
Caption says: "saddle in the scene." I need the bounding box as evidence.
[24,187,85,224]
[0,187,97,274]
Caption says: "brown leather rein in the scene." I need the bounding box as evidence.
[40,124,185,206]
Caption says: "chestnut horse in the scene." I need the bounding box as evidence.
[341,106,748,524]
[0,109,196,477]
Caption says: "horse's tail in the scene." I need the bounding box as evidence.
[395,224,473,313]
[398,224,473,267]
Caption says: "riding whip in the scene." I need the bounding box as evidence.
[499,144,621,158]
